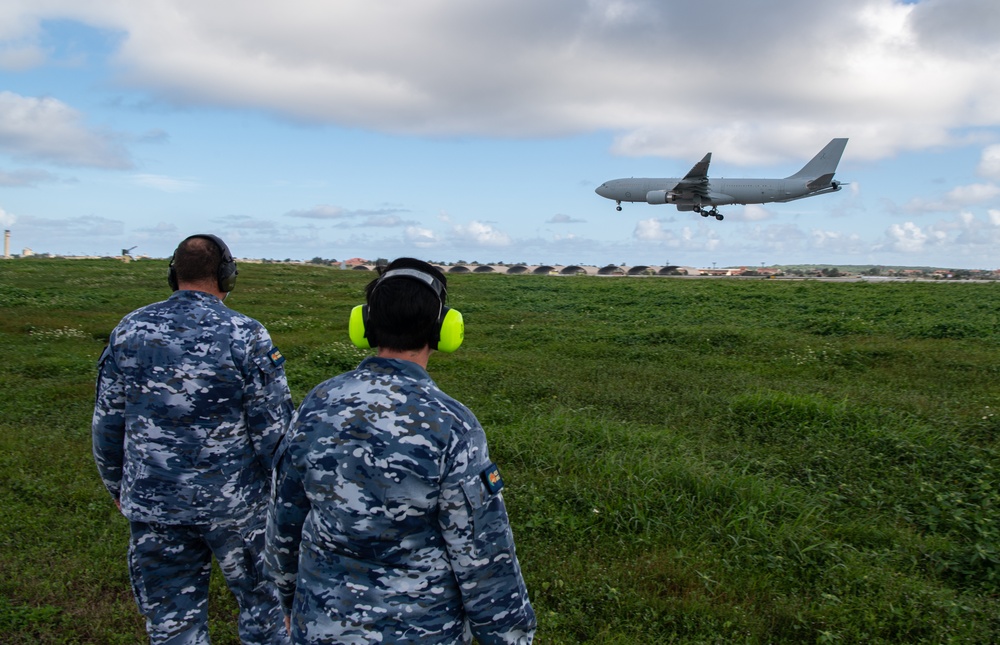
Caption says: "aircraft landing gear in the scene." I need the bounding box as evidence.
[615,201,622,212]
[695,206,724,220]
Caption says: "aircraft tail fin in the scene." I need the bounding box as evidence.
[786,138,848,180]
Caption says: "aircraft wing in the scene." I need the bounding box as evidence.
[683,153,711,182]
[670,153,712,201]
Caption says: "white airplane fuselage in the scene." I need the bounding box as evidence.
[595,177,841,210]
[595,138,848,220]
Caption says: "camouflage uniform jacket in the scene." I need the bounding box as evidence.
[266,357,536,644]
[92,289,293,524]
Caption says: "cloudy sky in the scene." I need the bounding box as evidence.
[2,0,1000,268]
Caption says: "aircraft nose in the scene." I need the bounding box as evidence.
[595,183,608,197]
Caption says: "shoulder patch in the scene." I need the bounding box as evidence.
[481,462,504,495]
[268,347,286,367]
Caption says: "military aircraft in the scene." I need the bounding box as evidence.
[595,138,848,221]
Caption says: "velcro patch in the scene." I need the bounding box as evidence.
[268,347,286,367]
[481,462,504,495]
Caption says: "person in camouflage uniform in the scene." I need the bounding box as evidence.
[266,258,535,644]
[92,234,293,644]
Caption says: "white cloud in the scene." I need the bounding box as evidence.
[947,183,1000,204]
[857,211,1000,266]
[978,144,1000,180]
[0,167,59,187]
[633,217,727,253]
[809,229,865,255]
[405,226,439,248]
[0,91,132,168]
[452,220,511,247]
[905,182,1000,212]
[286,205,348,220]
[634,218,674,242]
[2,1,999,163]
[3,2,1000,267]
[722,223,809,258]
[881,221,947,253]
[133,173,200,192]
[0,44,43,70]
[736,205,773,222]
[593,0,641,25]
[909,0,1000,57]
[19,214,123,238]
[0,206,16,227]
[285,205,414,228]
[947,210,1000,248]
[362,214,415,228]
[548,213,586,224]
[0,9,45,70]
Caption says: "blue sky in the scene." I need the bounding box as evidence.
[2,0,1000,268]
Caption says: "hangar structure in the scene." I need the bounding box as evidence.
[349,264,694,276]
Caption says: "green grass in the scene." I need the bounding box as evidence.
[1,258,998,643]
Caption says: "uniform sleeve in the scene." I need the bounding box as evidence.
[244,327,294,472]
[265,429,309,614]
[92,344,126,500]
[439,423,537,645]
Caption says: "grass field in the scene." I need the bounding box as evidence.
[1,258,998,643]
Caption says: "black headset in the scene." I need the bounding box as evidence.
[167,234,238,293]
[349,267,464,353]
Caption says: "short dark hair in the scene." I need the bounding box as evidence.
[365,258,447,351]
[172,236,222,285]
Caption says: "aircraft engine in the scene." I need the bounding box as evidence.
[646,190,680,204]
[646,190,670,204]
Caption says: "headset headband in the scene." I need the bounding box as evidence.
[376,268,445,300]
[167,233,238,292]
[351,263,463,352]
[190,234,233,263]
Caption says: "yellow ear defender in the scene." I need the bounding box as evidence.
[349,304,370,349]
[348,304,464,353]
[348,267,465,353]
[436,308,465,353]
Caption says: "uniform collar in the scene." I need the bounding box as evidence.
[358,356,432,382]
[169,289,223,304]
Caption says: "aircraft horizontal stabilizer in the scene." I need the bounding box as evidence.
[806,173,835,191]
[774,183,843,203]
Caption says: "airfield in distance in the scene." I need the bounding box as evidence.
[315,261,998,281]
[8,253,997,281]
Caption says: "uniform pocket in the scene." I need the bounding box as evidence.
[127,537,150,613]
[460,476,510,558]
[251,351,283,386]
[242,516,268,589]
